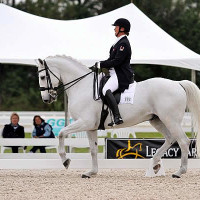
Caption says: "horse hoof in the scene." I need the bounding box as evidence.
[153,164,161,174]
[63,159,71,169]
[81,174,91,179]
[172,174,180,178]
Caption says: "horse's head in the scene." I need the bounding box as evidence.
[37,58,60,104]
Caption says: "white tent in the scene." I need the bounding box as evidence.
[1,3,200,70]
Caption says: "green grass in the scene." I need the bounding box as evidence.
[2,132,194,153]
[72,146,104,153]
[135,132,193,138]
[135,132,163,138]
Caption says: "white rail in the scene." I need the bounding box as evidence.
[0,159,199,169]
[0,153,105,159]
[0,138,200,169]
[0,138,105,146]
[0,112,193,133]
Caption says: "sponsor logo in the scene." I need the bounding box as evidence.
[47,118,65,136]
[145,145,197,158]
[116,140,145,159]
[106,139,197,159]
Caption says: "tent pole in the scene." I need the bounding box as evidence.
[64,91,68,127]
[191,69,196,84]
[64,91,69,152]
[191,69,196,139]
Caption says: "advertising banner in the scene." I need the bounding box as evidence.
[46,118,87,137]
[47,118,65,136]
[106,139,196,159]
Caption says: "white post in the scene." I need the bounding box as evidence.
[191,69,196,84]
[64,91,69,152]
[191,69,196,138]
[64,91,68,127]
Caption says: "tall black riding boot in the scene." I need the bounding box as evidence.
[105,89,123,126]
[98,105,109,130]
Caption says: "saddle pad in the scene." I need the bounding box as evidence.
[119,81,137,104]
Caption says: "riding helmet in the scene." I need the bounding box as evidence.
[112,18,131,33]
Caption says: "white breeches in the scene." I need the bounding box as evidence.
[102,73,119,96]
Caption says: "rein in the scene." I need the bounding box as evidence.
[57,71,93,96]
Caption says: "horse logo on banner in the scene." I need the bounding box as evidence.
[116,140,145,159]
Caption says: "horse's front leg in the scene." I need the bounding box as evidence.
[58,132,69,167]
[58,119,88,169]
[82,130,98,178]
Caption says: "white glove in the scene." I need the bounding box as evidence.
[95,62,101,69]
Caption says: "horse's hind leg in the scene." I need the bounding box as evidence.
[149,117,176,174]
[82,130,98,178]
[156,119,190,178]
[170,126,190,178]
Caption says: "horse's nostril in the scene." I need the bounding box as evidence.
[43,99,49,103]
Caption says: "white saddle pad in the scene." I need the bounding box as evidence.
[119,81,137,104]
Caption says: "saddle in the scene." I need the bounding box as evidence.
[98,75,121,130]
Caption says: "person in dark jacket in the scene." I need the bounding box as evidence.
[2,112,25,153]
[29,115,55,153]
[96,18,134,126]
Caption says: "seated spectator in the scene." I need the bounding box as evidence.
[29,115,55,153]
[2,112,25,153]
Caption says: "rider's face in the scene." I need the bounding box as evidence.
[114,26,125,37]
[114,26,120,37]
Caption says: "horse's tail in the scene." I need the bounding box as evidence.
[179,80,200,157]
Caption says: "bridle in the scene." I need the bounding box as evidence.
[38,59,60,100]
[37,59,93,100]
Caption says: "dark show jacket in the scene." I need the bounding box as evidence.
[100,36,134,92]
[34,122,55,138]
[2,124,25,138]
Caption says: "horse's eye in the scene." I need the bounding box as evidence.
[40,76,45,80]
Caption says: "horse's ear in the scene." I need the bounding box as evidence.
[38,58,43,65]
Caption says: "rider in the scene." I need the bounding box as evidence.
[96,18,134,126]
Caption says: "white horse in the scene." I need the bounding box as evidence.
[36,55,200,178]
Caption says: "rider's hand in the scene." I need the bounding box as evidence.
[95,62,101,69]
[89,66,96,72]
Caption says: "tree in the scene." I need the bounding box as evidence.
[132,0,200,84]
[15,0,100,20]
[61,0,100,19]
[0,64,64,111]
[98,0,130,14]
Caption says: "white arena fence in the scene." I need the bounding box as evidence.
[0,112,196,169]
[0,138,199,169]
[0,111,193,135]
